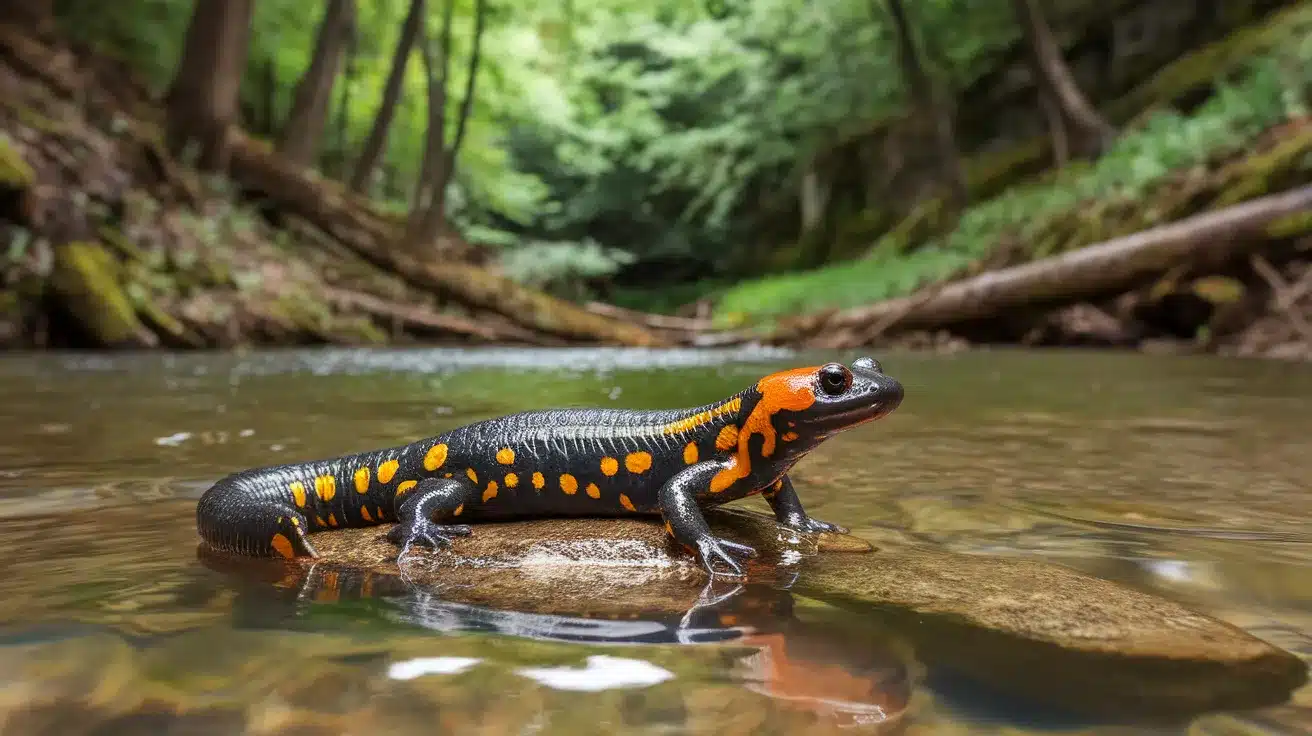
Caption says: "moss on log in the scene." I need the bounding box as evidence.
[0,133,34,188]
[49,240,155,347]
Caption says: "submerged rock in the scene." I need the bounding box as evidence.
[199,508,1308,721]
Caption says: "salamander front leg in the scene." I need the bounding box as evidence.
[386,478,478,559]
[763,475,848,535]
[659,462,757,578]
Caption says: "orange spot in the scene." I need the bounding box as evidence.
[289,481,307,508]
[625,451,652,474]
[271,533,295,559]
[397,480,418,496]
[560,474,578,495]
[454,503,464,516]
[496,447,515,464]
[328,513,338,527]
[531,472,545,490]
[774,479,784,491]
[661,397,743,435]
[316,516,327,527]
[715,425,739,451]
[424,443,448,471]
[353,466,370,493]
[378,459,399,484]
[360,506,374,522]
[504,472,519,488]
[466,468,478,483]
[620,494,636,512]
[683,442,699,464]
[314,475,336,502]
[600,457,619,476]
[719,614,739,626]
[711,367,818,493]
[663,520,675,537]
[586,482,601,499]
[782,431,799,442]
[376,505,386,520]
[483,481,498,502]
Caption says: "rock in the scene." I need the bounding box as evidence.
[199,508,1308,722]
[796,551,1310,720]
[199,508,872,619]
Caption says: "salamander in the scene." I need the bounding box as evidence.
[196,356,904,577]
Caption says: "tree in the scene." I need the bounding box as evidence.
[278,0,356,167]
[1011,0,1115,163]
[408,0,489,250]
[164,0,255,173]
[0,0,55,35]
[348,0,426,193]
[880,0,967,206]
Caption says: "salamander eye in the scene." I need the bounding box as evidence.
[818,363,852,396]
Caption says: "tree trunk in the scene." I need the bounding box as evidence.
[407,0,456,247]
[881,0,967,206]
[164,0,254,173]
[0,0,55,35]
[1012,0,1116,159]
[331,23,358,178]
[277,0,356,167]
[349,0,425,193]
[422,0,487,237]
[786,185,1312,347]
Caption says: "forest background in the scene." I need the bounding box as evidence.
[0,0,1309,358]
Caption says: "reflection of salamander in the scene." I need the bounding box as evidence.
[196,357,904,576]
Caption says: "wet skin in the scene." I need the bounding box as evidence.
[196,357,905,576]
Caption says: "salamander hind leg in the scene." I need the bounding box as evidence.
[658,461,757,578]
[763,475,848,535]
[386,477,479,558]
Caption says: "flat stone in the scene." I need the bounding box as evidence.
[199,509,1308,720]
[796,551,1309,719]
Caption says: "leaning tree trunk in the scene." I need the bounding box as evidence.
[278,0,356,167]
[349,0,426,193]
[408,0,456,248]
[164,0,254,172]
[1012,0,1115,160]
[881,0,967,207]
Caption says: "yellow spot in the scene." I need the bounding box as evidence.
[290,517,300,526]
[289,481,307,508]
[531,472,545,490]
[504,472,519,488]
[782,431,799,442]
[684,442,699,465]
[586,482,601,499]
[314,475,336,502]
[271,533,295,559]
[353,466,370,493]
[560,474,578,495]
[466,468,478,483]
[600,457,619,476]
[483,481,499,502]
[360,506,374,522]
[327,513,338,527]
[424,443,448,471]
[620,494,637,512]
[625,451,652,474]
[378,459,399,484]
[661,396,743,435]
[397,480,418,496]
[496,447,515,465]
[716,425,739,451]
[454,503,464,516]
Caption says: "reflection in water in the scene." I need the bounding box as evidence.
[0,348,1308,734]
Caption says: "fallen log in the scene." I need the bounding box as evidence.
[781,184,1312,348]
[225,135,667,348]
[322,287,548,344]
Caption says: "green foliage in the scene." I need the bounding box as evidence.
[714,33,1312,323]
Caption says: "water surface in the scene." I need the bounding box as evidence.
[0,347,1308,734]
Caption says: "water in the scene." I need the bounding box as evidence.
[0,347,1308,735]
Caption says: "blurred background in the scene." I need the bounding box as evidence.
[0,0,1309,358]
